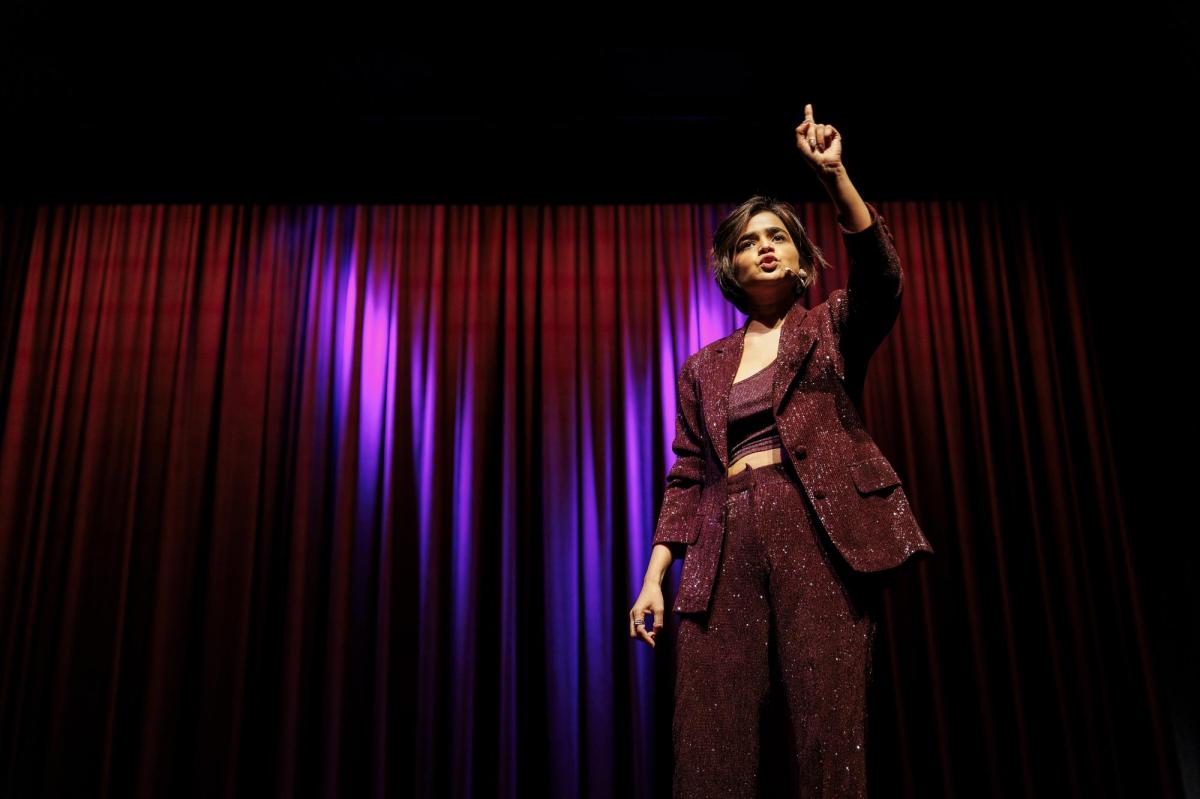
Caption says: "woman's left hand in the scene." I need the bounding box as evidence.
[795,103,844,180]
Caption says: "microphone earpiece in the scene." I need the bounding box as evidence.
[782,267,808,285]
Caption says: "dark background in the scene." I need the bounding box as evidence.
[3,4,1197,792]
[2,7,1195,206]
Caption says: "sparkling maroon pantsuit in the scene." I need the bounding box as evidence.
[672,459,880,798]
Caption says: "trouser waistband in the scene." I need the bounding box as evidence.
[725,461,791,495]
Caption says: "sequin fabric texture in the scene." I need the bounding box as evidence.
[727,358,785,464]
[649,202,936,795]
[651,201,934,616]
[672,460,880,797]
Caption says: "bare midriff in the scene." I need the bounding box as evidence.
[726,446,784,477]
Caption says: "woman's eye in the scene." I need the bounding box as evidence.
[739,233,784,250]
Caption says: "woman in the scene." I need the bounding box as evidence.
[629,103,934,797]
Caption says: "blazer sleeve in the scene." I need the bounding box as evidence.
[651,354,706,549]
[828,201,905,372]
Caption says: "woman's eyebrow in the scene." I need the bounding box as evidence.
[737,226,786,244]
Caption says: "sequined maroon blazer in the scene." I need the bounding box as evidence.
[652,203,934,615]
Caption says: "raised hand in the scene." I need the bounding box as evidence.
[795,103,844,180]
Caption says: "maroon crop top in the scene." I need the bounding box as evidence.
[727,358,783,464]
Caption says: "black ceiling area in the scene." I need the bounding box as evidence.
[2,8,1196,205]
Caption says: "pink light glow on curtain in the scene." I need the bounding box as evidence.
[0,200,1180,797]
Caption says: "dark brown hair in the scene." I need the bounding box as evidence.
[711,195,831,314]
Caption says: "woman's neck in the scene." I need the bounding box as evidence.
[745,295,798,333]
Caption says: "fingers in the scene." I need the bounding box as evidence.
[796,104,822,154]
[822,125,839,153]
[797,105,842,156]
[796,124,821,153]
[630,606,659,647]
[796,121,840,156]
[795,121,813,155]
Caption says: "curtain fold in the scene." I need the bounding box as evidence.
[0,200,1181,797]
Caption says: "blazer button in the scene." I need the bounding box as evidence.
[813,488,826,499]
[793,445,807,460]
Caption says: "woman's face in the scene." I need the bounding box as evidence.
[732,211,801,302]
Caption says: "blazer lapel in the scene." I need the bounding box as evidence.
[772,305,818,417]
[705,330,742,470]
[707,302,817,469]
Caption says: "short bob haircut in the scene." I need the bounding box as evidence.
[711,195,831,315]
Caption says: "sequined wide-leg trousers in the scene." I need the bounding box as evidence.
[672,460,880,798]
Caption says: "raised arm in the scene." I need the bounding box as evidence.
[828,197,903,369]
[796,103,904,371]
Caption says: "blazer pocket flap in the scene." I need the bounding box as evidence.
[849,456,902,494]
